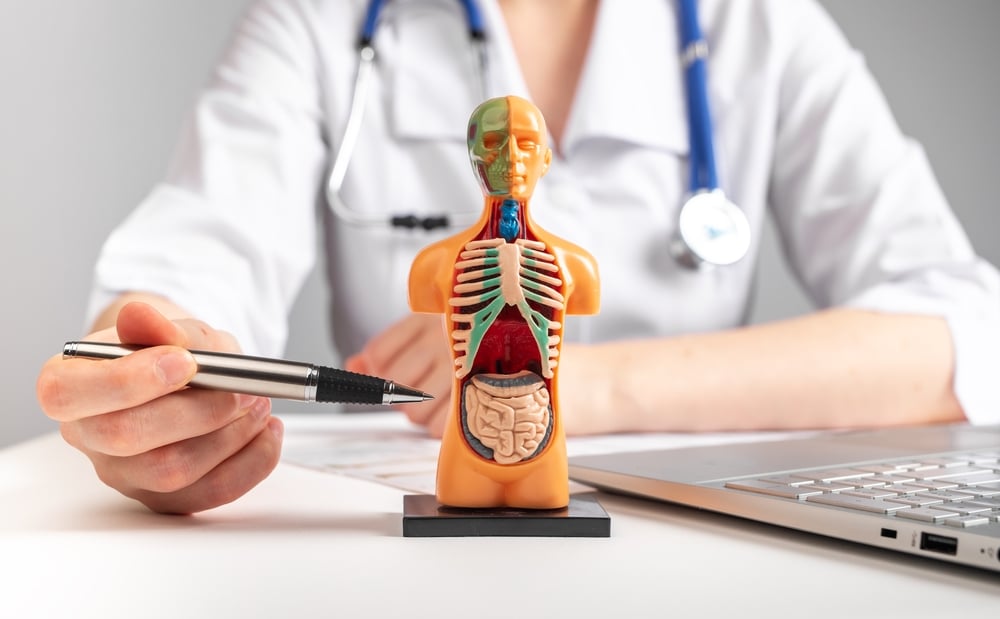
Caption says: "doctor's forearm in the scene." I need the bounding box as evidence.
[560,308,965,434]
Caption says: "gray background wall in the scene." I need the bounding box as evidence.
[2,1,997,447]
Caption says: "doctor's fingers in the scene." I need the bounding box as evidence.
[37,346,198,422]
[112,301,242,356]
[380,329,452,426]
[59,389,271,457]
[399,365,453,428]
[159,318,241,353]
[358,313,447,373]
[404,398,450,438]
[382,322,451,390]
[74,412,283,514]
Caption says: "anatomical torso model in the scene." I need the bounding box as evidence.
[409,95,600,509]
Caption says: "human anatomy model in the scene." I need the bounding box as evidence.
[409,96,600,509]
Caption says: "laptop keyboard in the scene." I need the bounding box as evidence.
[724,451,1000,528]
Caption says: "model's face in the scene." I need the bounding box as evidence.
[468,96,551,198]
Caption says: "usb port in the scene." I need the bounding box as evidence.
[880,528,897,539]
[920,532,958,556]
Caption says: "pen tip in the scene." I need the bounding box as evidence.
[387,382,434,404]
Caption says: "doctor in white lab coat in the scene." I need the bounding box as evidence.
[37,0,1000,514]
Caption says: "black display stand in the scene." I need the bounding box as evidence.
[402,493,611,538]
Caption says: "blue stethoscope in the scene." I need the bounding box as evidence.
[325,0,750,268]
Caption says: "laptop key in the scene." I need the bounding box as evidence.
[863,474,917,485]
[853,464,907,474]
[965,498,1000,510]
[793,468,875,483]
[882,483,940,495]
[756,475,815,486]
[951,474,1000,486]
[724,480,823,499]
[907,479,959,490]
[918,490,981,502]
[920,456,974,468]
[946,488,989,499]
[895,507,957,522]
[944,515,991,528]
[847,478,888,489]
[883,495,944,507]
[931,503,991,516]
[969,482,1000,496]
[910,466,993,481]
[842,488,899,500]
[806,494,910,514]
[797,482,857,493]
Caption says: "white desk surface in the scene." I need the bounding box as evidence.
[2,412,997,618]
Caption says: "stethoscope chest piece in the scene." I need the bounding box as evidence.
[671,189,751,268]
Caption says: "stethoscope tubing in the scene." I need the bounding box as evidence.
[326,46,374,205]
[678,0,718,193]
[362,0,486,44]
[327,0,489,229]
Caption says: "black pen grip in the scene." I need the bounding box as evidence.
[315,366,386,405]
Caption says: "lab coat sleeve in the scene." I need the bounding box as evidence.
[87,0,328,356]
[767,2,1000,424]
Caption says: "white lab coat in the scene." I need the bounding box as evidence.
[90,0,1000,423]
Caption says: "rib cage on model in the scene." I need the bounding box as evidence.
[449,238,565,380]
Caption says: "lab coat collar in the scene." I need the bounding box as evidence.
[561,0,689,157]
[390,0,688,157]
[386,0,485,140]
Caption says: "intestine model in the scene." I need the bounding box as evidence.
[409,95,600,509]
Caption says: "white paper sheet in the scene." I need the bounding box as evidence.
[278,411,818,494]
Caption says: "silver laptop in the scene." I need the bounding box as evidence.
[568,423,1000,573]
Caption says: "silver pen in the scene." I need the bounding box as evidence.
[63,341,433,405]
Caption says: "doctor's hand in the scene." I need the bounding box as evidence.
[345,313,453,437]
[36,301,283,514]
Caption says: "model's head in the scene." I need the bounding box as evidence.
[467,95,551,199]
